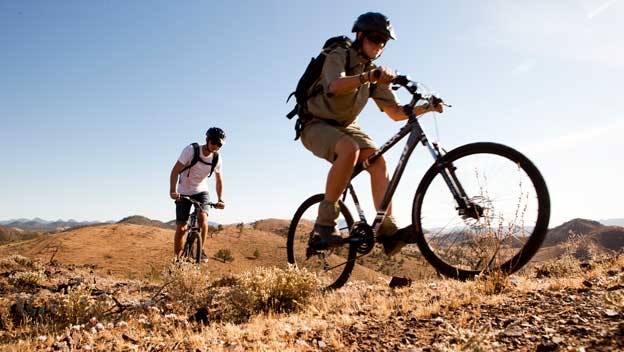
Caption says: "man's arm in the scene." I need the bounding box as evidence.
[328,67,395,96]
[382,103,444,121]
[169,161,185,199]
[215,172,224,209]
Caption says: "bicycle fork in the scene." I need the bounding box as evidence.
[426,142,483,220]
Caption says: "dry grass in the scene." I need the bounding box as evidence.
[1,214,622,352]
[0,252,622,351]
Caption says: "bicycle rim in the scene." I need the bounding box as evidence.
[413,142,550,279]
[287,194,356,290]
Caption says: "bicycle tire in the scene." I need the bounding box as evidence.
[287,194,356,290]
[412,142,550,280]
[183,231,203,264]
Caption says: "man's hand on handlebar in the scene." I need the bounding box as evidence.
[170,191,180,200]
[430,102,444,113]
[413,101,443,117]
[215,200,225,209]
[370,67,395,85]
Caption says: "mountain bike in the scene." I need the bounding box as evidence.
[179,196,218,264]
[286,75,551,290]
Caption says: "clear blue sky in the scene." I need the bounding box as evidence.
[1,1,622,227]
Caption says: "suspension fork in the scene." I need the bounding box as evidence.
[425,141,482,218]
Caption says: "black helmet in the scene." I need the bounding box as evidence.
[352,12,396,40]
[206,127,226,143]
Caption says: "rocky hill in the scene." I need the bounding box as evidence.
[543,218,604,246]
[0,225,21,243]
[0,225,41,245]
[589,226,624,252]
[116,215,174,229]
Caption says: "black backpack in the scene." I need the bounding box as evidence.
[286,36,353,139]
[179,143,219,178]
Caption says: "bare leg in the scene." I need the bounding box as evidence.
[198,212,208,250]
[359,148,392,215]
[174,224,187,257]
[324,136,360,202]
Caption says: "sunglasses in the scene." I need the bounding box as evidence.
[366,33,389,45]
[209,139,223,147]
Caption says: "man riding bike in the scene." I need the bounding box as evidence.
[298,12,443,255]
[169,127,226,261]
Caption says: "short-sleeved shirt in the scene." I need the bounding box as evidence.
[305,46,399,126]
[177,144,222,195]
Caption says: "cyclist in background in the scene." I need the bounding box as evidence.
[169,127,226,261]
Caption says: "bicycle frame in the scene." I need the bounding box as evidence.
[344,87,474,237]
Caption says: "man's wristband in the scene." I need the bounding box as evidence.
[358,73,367,85]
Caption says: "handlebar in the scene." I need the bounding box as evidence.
[177,195,220,209]
[371,69,451,109]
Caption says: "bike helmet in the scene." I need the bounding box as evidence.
[352,12,396,40]
[206,127,226,144]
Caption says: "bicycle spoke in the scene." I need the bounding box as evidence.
[416,144,548,276]
[287,194,356,289]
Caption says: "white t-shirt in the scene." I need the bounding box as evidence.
[177,144,222,195]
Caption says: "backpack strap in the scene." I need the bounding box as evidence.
[208,152,219,177]
[179,143,201,177]
[179,143,220,178]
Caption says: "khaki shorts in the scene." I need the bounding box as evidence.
[300,120,377,162]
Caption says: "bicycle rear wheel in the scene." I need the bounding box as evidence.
[413,142,550,280]
[182,231,202,264]
[287,194,356,290]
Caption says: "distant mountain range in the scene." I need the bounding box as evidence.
[1,216,620,241]
[0,218,111,232]
[0,216,220,232]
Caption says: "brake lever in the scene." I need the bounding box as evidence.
[430,95,452,108]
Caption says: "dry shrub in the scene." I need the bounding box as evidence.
[8,271,46,289]
[234,265,321,312]
[535,233,589,278]
[535,255,581,278]
[207,266,322,323]
[604,269,624,312]
[605,290,624,311]
[475,269,511,295]
[0,297,13,331]
[9,284,108,327]
[46,284,109,325]
[3,255,46,289]
[215,248,234,263]
[164,261,211,305]
[0,254,44,273]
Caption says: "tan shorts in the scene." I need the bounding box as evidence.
[300,120,377,162]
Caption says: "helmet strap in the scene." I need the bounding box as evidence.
[356,32,380,62]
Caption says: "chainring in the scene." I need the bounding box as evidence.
[350,222,375,255]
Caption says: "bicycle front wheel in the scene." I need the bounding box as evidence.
[287,194,356,290]
[413,142,550,280]
[183,231,202,264]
